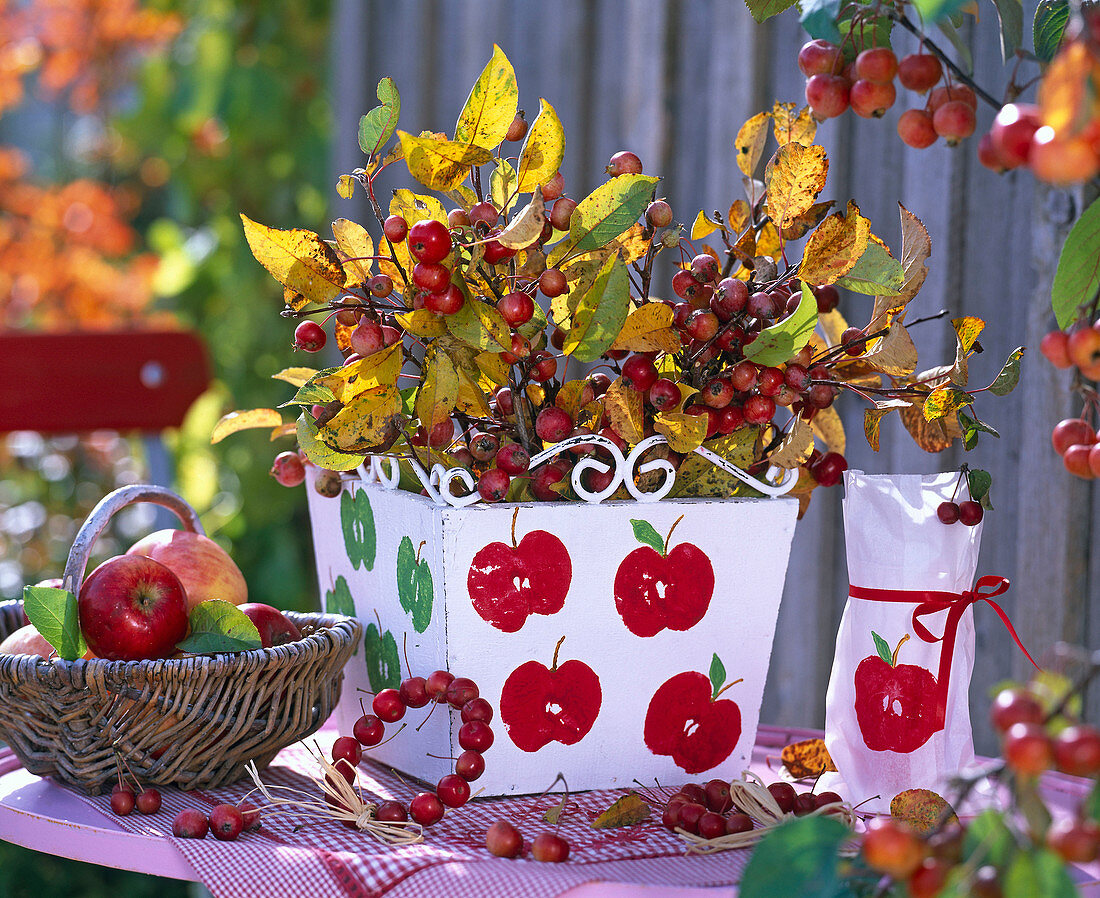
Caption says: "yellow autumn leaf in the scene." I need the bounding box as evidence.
[321,385,405,453]
[810,404,845,455]
[454,366,493,417]
[272,367,318,387]
[336,175,356,199]
[496,188,546,249]
[819,308,850,348]
[764,143,829,231]
[475,350,511,386]
[756,222,783,261]
[555,380,587,420]
[736,111,771,177]
[868,204,931,330]
[318,341,403,403]
[799,200,871,285]
[767,416,816,468]
[416,350,459,428]
[899,393,963,452]
[454,44,518,151]
[611,302,681,353]
[211,408,283,444]
[728,199,752,232]
[394,309,448,338]
[398,131,493,192]
[691,210,721,240]
[241,214,346,305]
[604,376,644,444]
[864,323,918,377]
[772,102,817,147]
[591,793,651,829]
[389,189,448,228]
[332,218,374,287]
[516,98,565,192]
[654,409,708,453]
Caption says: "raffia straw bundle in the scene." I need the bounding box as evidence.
[676,770,859,854]
[245,745,424,846]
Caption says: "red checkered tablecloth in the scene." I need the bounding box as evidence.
[71,732,751,898]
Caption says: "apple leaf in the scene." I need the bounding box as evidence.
[592,792,651,829]
[563,253,631,363]
[630,519,665,555]
[358,77,401,158]
[872,631,893,666]
[780,738,837,778]
[967,468,994,510]
[296,411,365,472]
[709,653,726,700]
[211,408,284,444]
[516,98,565,193]
[799,0,842,43]
[542,794,568,824]
[963,809,1017,868]
[740,816,849,898]
[891,788,957,835]
[22,585,86,661]
[341,489,376,571]
[336,175,356,199]
[989,347,1026,396]
[1003,847,1077,898]
[1033,0,1070,63]
[241,214,346,306]
[177,600,262,654]
[551,173,659,263]
[454,44,518,152]
[743,284,818,366]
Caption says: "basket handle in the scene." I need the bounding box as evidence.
[63,485,205,598]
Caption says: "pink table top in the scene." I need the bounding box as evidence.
[1,725,1097,897]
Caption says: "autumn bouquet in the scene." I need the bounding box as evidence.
[218,45,1021,512]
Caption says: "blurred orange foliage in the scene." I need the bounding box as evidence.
[0,0,181,328]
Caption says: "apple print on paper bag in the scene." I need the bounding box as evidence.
[467,508,571,633]
[614,516,714,637]
[854,631,945,753]
[396,537,433,633]
[324,574,357,654]
[644,655,742,774]
[500,637,602,752]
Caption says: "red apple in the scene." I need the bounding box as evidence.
[644,671,741,774]
[238,602,301,648]
[499,652,601,752]
[1,624,59,658]
[853,635,943,753]
[613,527,714,637]
[467,529,571,632]
[127,529,247,611]
[78,555,189,661]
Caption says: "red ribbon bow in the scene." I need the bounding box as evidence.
[849,576,1039,722]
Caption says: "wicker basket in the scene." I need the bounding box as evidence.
[0,485,361,794]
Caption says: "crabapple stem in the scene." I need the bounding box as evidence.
[889,12,1001,109]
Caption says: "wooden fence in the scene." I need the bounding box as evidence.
[331,0,1098,753]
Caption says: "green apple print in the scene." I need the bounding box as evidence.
[341,489,376,571]
[324,575,357,654]
[363,622,401,692]
[396,536,433,633]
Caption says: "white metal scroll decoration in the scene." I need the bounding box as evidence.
[358,433,798,507]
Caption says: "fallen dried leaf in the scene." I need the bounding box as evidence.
[781,738,837,778]
[591,792,651,829]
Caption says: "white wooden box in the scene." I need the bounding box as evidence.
[307,478,797,795]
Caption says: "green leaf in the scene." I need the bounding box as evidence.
[364,622,401,692]
[709,653,726,700]
[740,816,849,898]
[358,77,401,157]
[744,283,818,366]
[967,468,993,510]
[517,298,548,341]
[296,411,365,472]
[800,0,842,43]
[872,630,893,666]
[562,253,631,363]
[341,489,376,571]
[835,242,906,295]
[936,20,973,73]
[553,174,658,262]
[1084,780,1100,824]
[279,376,337,408]
[1052,197,1100,329]
[991,0,1024,61]
[630,519,665,555]
[177,600,262,654]
[445,297,511,353]
[913,0,973,24]
[1003,847,1076,898]
[743,0,799,23]
[989,347,1025,396]
[1033,0,1070,62]
[22,585,86,661]
[837,14,893,58]
[963,809,1017,868]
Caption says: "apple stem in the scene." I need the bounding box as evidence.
[663,514,685,555]
[551,635,566,671]
[511,507,520,549]
[891,634,910,667]
[415,540,426,564]
[713,677,744,700]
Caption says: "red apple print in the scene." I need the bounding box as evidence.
[614,516,714,637]
[468,509,571,633]
[499,637,601,752]
[853,631,944,753]
[644,659,742,775]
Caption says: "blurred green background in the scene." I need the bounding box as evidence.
[0,0,334,890]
